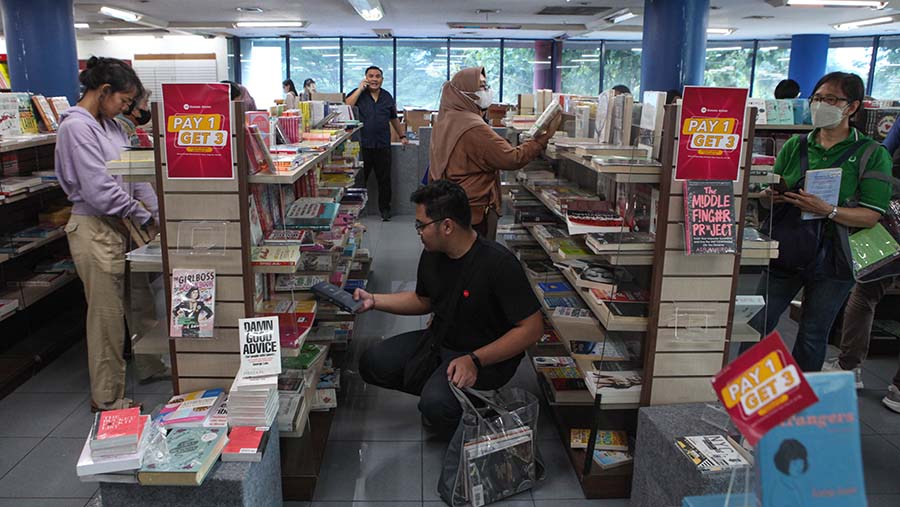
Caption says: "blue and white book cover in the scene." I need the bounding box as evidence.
[801,168,842,220]
[757,371,866,506]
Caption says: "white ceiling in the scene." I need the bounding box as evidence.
[66,0,900,40]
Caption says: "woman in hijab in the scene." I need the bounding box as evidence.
[430,67,561,239]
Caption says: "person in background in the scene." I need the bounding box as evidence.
[775,79,802,100]
[55,57,158,412]
[666,89,682,104]
[222,80,258,111]
[612,84,631,95]
[113,91,170,386]
[114,91,153,148]
[429,67,561,239]
[745,72,892,372]
[345,65,408,221]
[302,78,317,101]
[882,119,900,155]
[355,180,543,437]
[283,79,299,109]
[824,141,900,413]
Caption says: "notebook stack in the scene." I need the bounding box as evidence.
[76,407,151,483]
[228,372,279,428]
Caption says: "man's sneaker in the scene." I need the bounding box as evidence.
[822,358,864,389]
[882,385,900,414]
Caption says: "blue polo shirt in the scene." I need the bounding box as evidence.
[356,89,397,149]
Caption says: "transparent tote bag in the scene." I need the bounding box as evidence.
[438,384,544,506]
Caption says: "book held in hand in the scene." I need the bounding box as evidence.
[802,168,842,220]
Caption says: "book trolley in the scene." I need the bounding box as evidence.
[508,103,774,498]
[145,100,368,501]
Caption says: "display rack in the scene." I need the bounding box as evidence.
[507,103,762,498]
[151,100,368,501]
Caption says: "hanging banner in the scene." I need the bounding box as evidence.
[675,86,748,181]
[711,331,818,446]
[162,83,234,179]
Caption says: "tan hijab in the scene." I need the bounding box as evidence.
[429,67,488,181]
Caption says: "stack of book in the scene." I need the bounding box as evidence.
[137,427,228,486]
[277,369,306,432]
[76,407,151,483]
[228,373,279,428]
[222,426,269,463]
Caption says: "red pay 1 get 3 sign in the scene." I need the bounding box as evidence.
[711,332,818,446]
[675,86,748,181]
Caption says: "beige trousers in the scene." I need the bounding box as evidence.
[66,214,128,409]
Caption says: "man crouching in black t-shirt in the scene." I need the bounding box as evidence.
[354,180,543,436]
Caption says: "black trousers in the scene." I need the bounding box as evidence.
[358,329,518,434]
[361,147,392,215]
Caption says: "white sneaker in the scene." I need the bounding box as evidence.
[882,385,900,414]
[821,358,864,389]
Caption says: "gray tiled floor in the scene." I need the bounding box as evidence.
[2,213,900,506]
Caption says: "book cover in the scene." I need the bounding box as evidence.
[552,307,594,322]
[683,180,736,255]
[222,426,265,458]
[607,301,649,318]
[734,295,765,324]
[590,288,649,304]
[13,93,38,134]
[159,391,224,428]
[91,407,142,450]
[802,168,842,220]
[312,388,337,410]
[282,343,327,370]
[248,194,263,246]
[543,295,587,310]
[31,95,58,131]
[203,399,228,428]
[251,245,301,269]
[533,356,576,368]
[77,416,150,477]
[570,429,629,451]
[570,340,632,360]
[592,450,633,470]
[137,427,228,486]
[49,96,71,119]
[239,316,282,378]
[586,231,655,251]
[848,222,900,276]
[675,435,750,473]
[170,269,215,338]
[0,93,20,136]
[274,273,329,292]
[537,281,574,294]
[264,228,313,245]
[757,372,866,506]
[159,389,224,419]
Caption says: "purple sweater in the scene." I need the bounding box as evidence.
[54,106,158,225]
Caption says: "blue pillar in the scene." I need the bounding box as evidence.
[640,0,709,98]
[1,0,80,104]
[788,34,829,99]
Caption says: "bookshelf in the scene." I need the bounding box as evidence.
[150,100,370,501]
[505,104,764,498]
[0,135,86,398]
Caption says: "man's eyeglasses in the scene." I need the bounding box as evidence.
[809,94,849,106]
[414,218,445,232]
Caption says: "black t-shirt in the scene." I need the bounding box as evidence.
[416,237,541,368]
[356,89,397,149]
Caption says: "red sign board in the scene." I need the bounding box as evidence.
[711,331,818,446]
[675,86,748,181]
[162,83,234,179]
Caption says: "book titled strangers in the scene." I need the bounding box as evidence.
[170,269,216,338]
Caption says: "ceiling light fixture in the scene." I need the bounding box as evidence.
[834,15,895,30]
[100,6,142,23]
[74,23,90,29]
[707,27,736,35]
[604,8,638,24]
[234,21,309,28]
[475,9,501,15]
[235,7,264,13]
[347,0,384,22]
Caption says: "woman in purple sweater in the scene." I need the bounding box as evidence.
[55,57,158,412]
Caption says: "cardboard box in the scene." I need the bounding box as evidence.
[403,108,432,137]
[518,94,534,114]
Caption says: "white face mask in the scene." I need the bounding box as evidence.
[810,101,847,130]
[473,89,493,109]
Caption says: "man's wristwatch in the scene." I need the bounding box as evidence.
[468,352,482,370]
[400,135,407,139]
[827,206,838,220]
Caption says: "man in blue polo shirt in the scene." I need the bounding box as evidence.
[346,66,408,221]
